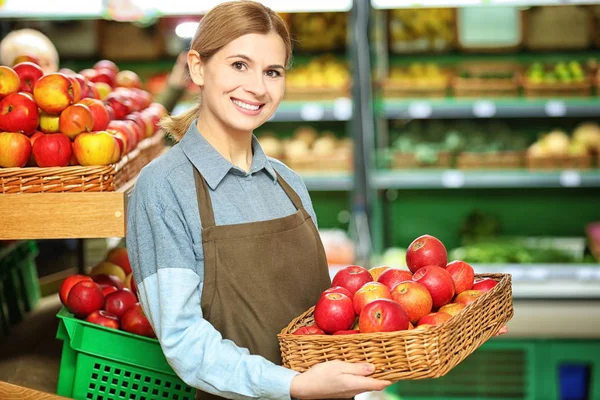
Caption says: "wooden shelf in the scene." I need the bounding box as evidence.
[0,171,136,241]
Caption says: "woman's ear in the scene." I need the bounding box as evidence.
[187,50,204,87]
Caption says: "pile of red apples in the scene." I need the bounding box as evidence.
[60,247,155,338]
[0,58,167,168]
[294,234,498,335]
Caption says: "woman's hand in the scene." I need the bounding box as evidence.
[290,361,392,399]
[495,325,508,336]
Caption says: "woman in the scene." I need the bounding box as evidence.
[126,1,391,399]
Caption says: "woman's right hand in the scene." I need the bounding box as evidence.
[290,361,392,399]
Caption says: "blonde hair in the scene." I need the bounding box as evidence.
[0,29,59,73]
[160,0,292,141]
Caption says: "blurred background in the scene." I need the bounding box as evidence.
[1,0,600,399]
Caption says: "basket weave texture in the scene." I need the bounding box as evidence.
[0,131,165,194]
[278,273,513,382]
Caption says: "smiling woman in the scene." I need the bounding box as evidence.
[127,2,391,400]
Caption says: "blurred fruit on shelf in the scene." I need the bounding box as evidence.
[291,13,346,52]
[389,9,455,53]
[526,61,586,85]
[285,55,350,90]
[387,63,448,87]
[116,70,142,89]
[320,229,355,266]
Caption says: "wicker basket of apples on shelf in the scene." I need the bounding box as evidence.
[278,234,513,382]
[0,59,167,194]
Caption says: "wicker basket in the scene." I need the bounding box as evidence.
[526,154,593,170]
[0,131,165,194]
[457,151,525,169]
[278,273,513,381]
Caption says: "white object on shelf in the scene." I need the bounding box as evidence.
[0,0,103,17]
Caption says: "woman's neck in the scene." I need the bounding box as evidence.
[196,114,253,173]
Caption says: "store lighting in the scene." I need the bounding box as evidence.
[175,22,199,39]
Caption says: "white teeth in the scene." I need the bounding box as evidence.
[232,99,260,111]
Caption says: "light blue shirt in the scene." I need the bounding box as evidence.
[126,121,318,399]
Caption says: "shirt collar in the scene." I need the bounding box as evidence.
[180,120,277,190]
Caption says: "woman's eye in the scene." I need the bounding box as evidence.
[265,70,281,78]
[232,61,246,71]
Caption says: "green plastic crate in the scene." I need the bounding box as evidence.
[56,307,195,400]
[387,338,600,400]
[0,240,40,332]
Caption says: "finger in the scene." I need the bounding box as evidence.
[337,362,376,376]
[343,375,392,392]
[495,325,508,336]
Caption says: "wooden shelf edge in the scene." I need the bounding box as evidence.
[0,173,140,240]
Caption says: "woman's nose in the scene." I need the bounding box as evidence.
[243,73,267,97]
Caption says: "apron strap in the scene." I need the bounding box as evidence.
[193,167,217,229]
[275,172,305,211]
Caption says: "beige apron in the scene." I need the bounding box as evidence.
[193,167,332,399]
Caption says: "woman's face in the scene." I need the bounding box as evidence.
[189,33,287,135]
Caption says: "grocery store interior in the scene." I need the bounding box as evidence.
[1,0,600,399]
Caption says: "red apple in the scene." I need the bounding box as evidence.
[412,265,455,309]
[292,324,326,335]
[0,66,20,99]
[32,133,72,167]
[314,292,355,334]
[59,104,94,139]
[333,329,360,335]
[59,274,93,306]
[102,286,119,297]
[94,60,119,75]
[104,288,138,318]
[418,311,452,326]
[406,234,448,273]
[473,278,498,293]
[86,310,120,329]
[353,281,392,316]
[90,68,116,88]
[12,62,44,94]
[455,290,484,306]
[94,82,112,100]
[66,280,105,318]
[33,73,76,114]
[445,260,474,295]
[79,98,110,131]
[0,132,31,167]
[73,131,119,166]
[116,70,142,89]
[86,81,101,99]
[107,120,137,152]
[58,68,76,76]
[438,303,466,317]
[331,265,374,296]
[105,92,132,120]
[390,281,432,324]
[121,303,156,338]
[72,74,90,99]
[91,274,124,290]
[377,268,413,291]
[125,112,150,139]
[0,92,39,134]
[321,286,352,299]
[358,298,409,333]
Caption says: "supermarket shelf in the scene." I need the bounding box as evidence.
[372,0,600,8]
[381,98,600,120]
[474,264,600,299]
[172,98,353,122]
[0,0,351,19]
[373,170,600,189]
[0,177,135,241]
[301,173,354,191]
